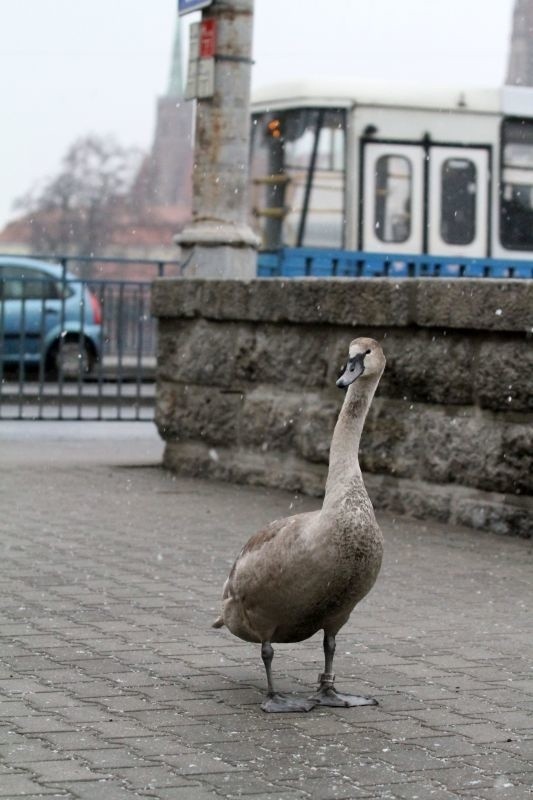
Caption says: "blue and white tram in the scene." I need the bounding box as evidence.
[250,80,533,278]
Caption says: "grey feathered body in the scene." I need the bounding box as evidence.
[220,482,383,644]
[215,337,386,648]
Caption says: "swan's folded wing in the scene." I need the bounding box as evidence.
[222,517,288,601]
[241,517,289,556]
[225,511,322,600]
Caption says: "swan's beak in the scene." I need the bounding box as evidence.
[336,353,366,388]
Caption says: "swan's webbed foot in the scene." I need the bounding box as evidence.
[311,686,378,707]
[309,673,378,708]
[261,692,316,713]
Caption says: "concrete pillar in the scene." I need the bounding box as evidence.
[176,0,260,279]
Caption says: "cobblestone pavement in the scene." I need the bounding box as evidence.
[0,422,532,800]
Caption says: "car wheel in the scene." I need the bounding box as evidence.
[48,338,94,380]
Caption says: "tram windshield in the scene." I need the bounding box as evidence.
[500,118,533,250]
[250,108,346,250]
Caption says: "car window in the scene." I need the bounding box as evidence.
[0,265,62,300]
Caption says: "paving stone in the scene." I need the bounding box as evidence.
[24,759,107,782]
[161,751,246,774]
[280,775,371,798]
[213,714,297,735]
[0,740,65,763]
[31,669,94,686]
[26,692,80,710]
[407,736,485,757]
[96,695,162,713]
[169,723,245,745]
[7,715,77,734]
[0,678,50,694]
[202,739,284,763]
[448,724,523,744]
[389,781,464,799]
[4,655,58,672]
[375,695,428,713]
[403,686,459,702]
[89,720,151,738]
[0,700,40,717]
[69,747,150,769]
[55,707,112,725]
[39,731,112,751]
[0,773,63,795]
[59,780,147,799]
[125,734,198,756]
[62,680,123,697]
[473,710,533,731]
[362,718,445,740]
[407,709,486,727]
[127,708,194,727]
[418,765,493,791]
[10,636,67,648]
[0,796,75,800]
[461,751,533,776]
[318,761,415,786]
[155,786,243,800]
[375,745,451,772]
[462,785,533,800]
[201,771,295,795]
[105,764,193,788]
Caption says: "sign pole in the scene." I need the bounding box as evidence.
[176,0,259,279]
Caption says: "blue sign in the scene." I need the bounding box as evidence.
[178,0,212,14]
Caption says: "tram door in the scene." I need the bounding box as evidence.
[362,142,490,257]
[362,143,425,254]
[427,147,489,258]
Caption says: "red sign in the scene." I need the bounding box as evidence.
[200,18,216,59]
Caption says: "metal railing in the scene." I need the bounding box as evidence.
[13,253,183,279]
[0,254,182,421]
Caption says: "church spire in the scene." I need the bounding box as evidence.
[506,0,533,85]
[166,15,184,98]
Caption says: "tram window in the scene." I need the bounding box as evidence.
[501,118,533,250]
[374,155,412,243]
[440,159,477,245]
[249,108,346,250]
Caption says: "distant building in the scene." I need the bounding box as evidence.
[132,17,194,214]
[0,17,193,265]
[507,0,533,85]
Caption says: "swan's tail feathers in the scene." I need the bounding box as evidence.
[212,616,225,629]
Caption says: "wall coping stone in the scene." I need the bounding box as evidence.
[152,277,533,333]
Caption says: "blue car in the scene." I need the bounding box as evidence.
[0,256,102,378]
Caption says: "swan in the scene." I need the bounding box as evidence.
[213,337,386,712]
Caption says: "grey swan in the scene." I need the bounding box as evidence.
[213,337,385,712]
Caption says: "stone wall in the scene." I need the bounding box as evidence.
[152,278,533,538]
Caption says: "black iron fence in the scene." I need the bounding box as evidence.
[0,254,182,421]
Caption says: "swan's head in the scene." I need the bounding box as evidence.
[336,338,386,389]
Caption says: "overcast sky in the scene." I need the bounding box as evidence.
[0,0,516,228]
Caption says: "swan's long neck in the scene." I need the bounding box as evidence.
[322,375,379,511]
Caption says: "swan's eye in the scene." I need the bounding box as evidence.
[365,349,371,355]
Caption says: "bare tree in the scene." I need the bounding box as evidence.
[16,135,144,266]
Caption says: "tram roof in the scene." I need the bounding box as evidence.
[251,79,533,116]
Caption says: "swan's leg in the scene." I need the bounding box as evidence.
[260,642,315,713]
[309,633,378,708]
[262,642,276,695]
